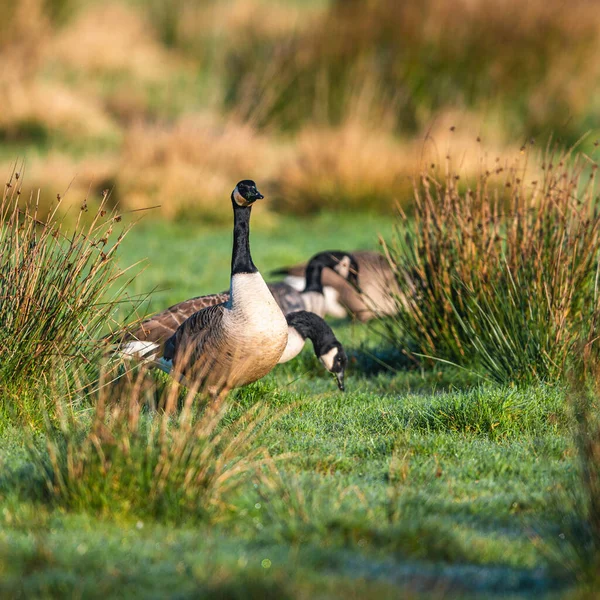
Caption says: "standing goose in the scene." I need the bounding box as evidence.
[274,250,412,322]
[159,180,288,398]
[118,252,357,359]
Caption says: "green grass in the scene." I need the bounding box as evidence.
[0,212,584,597]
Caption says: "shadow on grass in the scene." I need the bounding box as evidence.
[346,341,481,395]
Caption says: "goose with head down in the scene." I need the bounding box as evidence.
[153,309,348,392]
[117,251,355,391]
[281,310,347,391]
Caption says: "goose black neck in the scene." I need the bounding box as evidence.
[286,311,336,355]
[231,202,257,275]
[303,261,324,294]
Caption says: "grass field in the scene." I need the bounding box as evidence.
[0,211,583,598]
[2,0,599,596]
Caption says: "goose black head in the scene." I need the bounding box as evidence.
[311,251,360,289]
[232,180,264,207]
[318,341,348,392]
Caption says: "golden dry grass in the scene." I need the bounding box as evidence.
[273,120,416,214]
[273,108,523,214]
[0,81,118,140]
[0,0,49,85]
[48,2,177,81]
[116,114,285,221]
[0,154,118,215]
[1,0,598,220]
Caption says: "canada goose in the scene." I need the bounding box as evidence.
[119,251,357,359]
[157,180,288,398]
[268,250,359,317]
[274,250,411,322]
[155,310,348,391]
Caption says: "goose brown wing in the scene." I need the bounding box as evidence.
[128,291,230,344]
[163,302,226,366]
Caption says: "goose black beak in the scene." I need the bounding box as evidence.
[335,371,345,392]
[249,191,264,202]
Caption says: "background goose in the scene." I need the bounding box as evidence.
[119,251,357,359]
[268,250,359,317]
[158,180,288,398]
[274,249,413,322]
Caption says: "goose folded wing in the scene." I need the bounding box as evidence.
[163,302,226,367]
[127,291,230,345]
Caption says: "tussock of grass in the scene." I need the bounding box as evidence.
[272,118,414,215]
[382,145,600,384]
[49,2,174,81]
[0,169,131,396]
[117,114,282,222]
[0,0,49,85]
[38,368,277,523]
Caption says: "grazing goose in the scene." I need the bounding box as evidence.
[155,310,348,391]
[119,251,357,359]
[281,310,347,391]
[274,250,411,322]
[158,180,288,398]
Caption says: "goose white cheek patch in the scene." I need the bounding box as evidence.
[319,347,338,371]
[334,257,351,279]
[233,187,246,206]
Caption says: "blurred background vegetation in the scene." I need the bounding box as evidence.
[1,0,599,222]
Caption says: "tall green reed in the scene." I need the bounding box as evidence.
[382,145,600,384]
[0,167,133,392]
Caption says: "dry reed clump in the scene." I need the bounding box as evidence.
[223,0,600,141]
[0,81,118,142]
[273,120,415,215]
[0,154,118,217]
[0,0,49,86]
[145,0,320,55]
[382,144,600,384]
[38,366,277,522]
[0,0,117,142]
[117,114,283,221]
[48,2,176,82]
[0,168,132,390]
[274,112,518,215]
